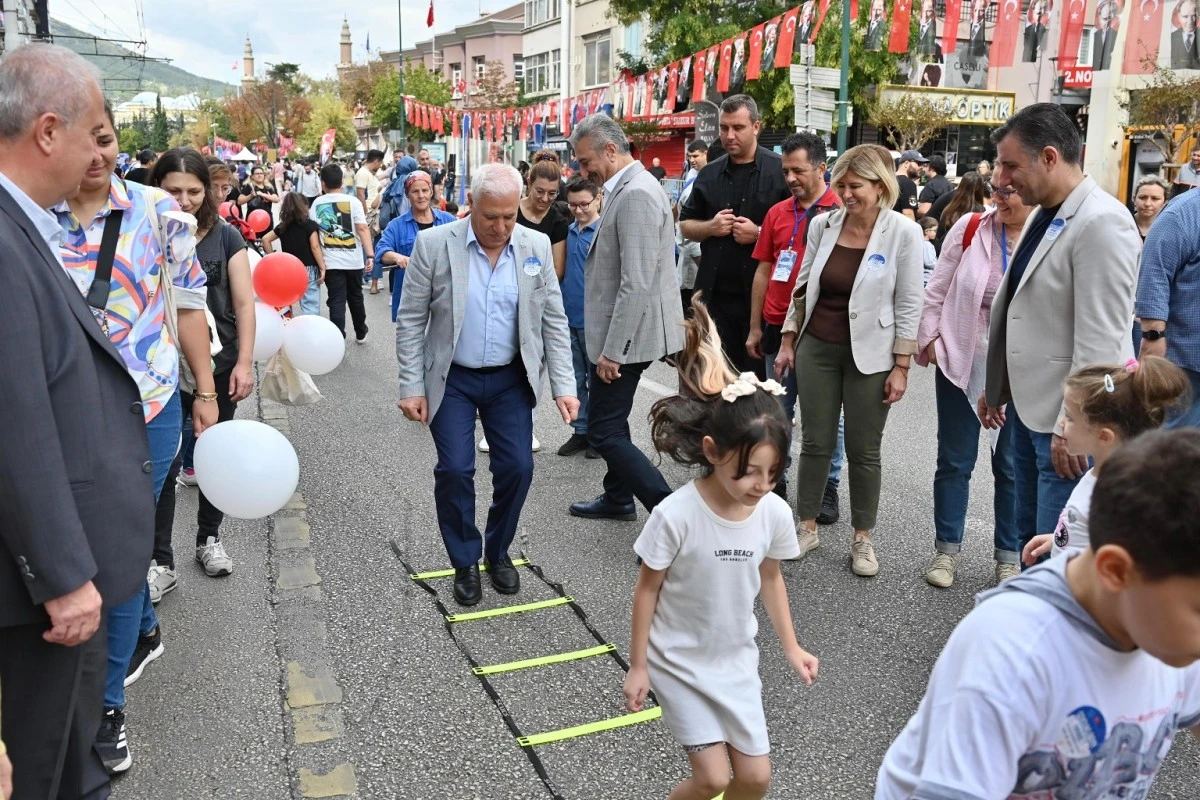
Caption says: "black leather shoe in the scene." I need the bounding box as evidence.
[452,565,482,606]
[569,495,637,521]
[557,434,589,456]
[816,482,840,525]
[486,555,520,594]
[585,446,600,459]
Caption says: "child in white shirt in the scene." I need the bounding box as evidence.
[623,301,819,800]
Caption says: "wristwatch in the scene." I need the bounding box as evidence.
[1142,329,1166,341]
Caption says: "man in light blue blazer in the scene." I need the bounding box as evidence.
[396,163,579,606]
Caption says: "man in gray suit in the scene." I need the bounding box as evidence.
[0,44,156,800]
[567,114,685,521]
[396,163,577,606]
[981,103,1140,558]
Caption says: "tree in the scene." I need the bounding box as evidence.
[295,92,357,155]
[266,62,303,94]
[466,59,519,110]
[619,118,666,156]
[340,59,394,112]
[868,90,956,151]
[118,125,143,154]
[368,60,455,139]
[151,95,169,151]
[1122,64,1200,174]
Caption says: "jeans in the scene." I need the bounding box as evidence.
[299,265,321,316]
[932,369,1019,563]
[390,265,407,323]
[324,268,368,339]
[429,362,534,568]
[1166,368,1200,429]
[1009,401,1082,558]
[586,360,672,510]
[568,326,591,435]
[105,391,180,710]
[155,370,241,568]
[765,346,845,488]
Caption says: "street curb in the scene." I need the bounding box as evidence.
[260,396,358,800]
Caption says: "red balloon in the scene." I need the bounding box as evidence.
[248,209,272,233]
[218,201,234,218]
[252,252,308,307]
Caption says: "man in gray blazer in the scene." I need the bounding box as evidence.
[567,114,685,521]
[982,103,1140,558]
[396,163,577,606]
[0,44,156,800]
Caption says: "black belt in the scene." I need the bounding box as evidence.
[453,359,516,375]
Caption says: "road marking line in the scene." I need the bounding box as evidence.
[639,377,674,397]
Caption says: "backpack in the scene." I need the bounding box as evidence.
[961,212,984,250]
[378,157,418,231]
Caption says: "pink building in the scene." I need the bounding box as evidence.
[382,2,524,110]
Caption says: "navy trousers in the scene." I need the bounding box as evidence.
[586,360,672,511]
[429,362,535,568]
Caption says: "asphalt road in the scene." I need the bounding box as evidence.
[115,290,1199,799]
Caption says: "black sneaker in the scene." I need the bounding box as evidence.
[557,433,589,456]
[816,482,840,525]
[585,446,600,459]
[124,625,164,688]
[96,708,132,774]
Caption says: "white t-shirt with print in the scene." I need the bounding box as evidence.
[876,556,1200,800]
[309,192,367,271]
[1052,468,1096,559]
[633,480,800,756]
[354,166,381,207]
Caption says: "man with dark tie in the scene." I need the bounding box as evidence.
[1171,0,1200,69]
[865,0,889,51]
[966,0,990,58]
[797,0,817,46]
[917,0,942,59]
[1092,0,1118,70]
[1023,0,1049,61]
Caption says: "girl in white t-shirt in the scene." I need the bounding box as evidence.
[1022,355,1188,564]
[623,301,820,800]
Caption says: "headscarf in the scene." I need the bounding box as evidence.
[404,170,433,194]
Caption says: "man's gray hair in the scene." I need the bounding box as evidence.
[470,162,522,199]
[0,44,101,140]
[569,114,630,155]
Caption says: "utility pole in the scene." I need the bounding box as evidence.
[836,0,851,154]
[398,1,407,145]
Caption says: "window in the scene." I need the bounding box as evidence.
[523,50,560,93]
[451,63,463,95]
[1078,26,1093,63]
[584,32,611,87]
[473,56,486,80]
[513,55,524,82]
[623,21,644,60]
[524,0,560,27]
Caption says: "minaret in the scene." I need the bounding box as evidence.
[339,17,352,71]
[242,35,256,91]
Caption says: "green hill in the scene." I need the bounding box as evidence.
[51,18,235,101]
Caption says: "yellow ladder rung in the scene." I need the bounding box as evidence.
[445,596,573,623]
[409,558,530,581]
[472,644,616,676]
[517,707,662,747]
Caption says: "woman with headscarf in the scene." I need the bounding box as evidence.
[376,169,457,323]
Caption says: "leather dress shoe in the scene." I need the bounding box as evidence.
[569,495,637,521]
[452,565,482,606]
[485,555,520,594]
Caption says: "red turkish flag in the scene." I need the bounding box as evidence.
[941,0,963,55]
[421,104,430,130]
[426,0,434,27]
[718,39,734,92]
[1058,0,1088,69]
[451,112,460,138]
[404,97,414,122]
[777,7,800,67]
[851,0,860,18]
[692,51,707,102]
[889,0,913,52]
[813,0,833,42]
[990,0,1023,67]
[1123,0,1165,72]
[666,61,680,109]
[748,25,765,79]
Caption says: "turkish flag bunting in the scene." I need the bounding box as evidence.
[404,97,414,121]
[941,0,963,56]
[519,108,529,139]
[1057,0,1088,70]
[813,0,832,43]
[889,0,913,53]
[851,0,860,19]
[421,104,430,130]
[990,0,1023,68]
[563,99,573,136]
[667,61,680,108]
[549,101,559,127]
[776,7,799,68]
[747,25,765,79]
[451,112,460,138]
[434,107,444,133]
[692,50,708,103]
[1123,0,1165,73]
[718,38,734,92]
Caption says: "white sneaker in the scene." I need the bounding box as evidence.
[195,536,234,577]
[478,437,490,453]
[176,467,198,487]
[851,535,879,577]
[791,526,820,560]
[147,560,178,604]
[995,562,1021,583]
[532,435,541,452]
[925,553,956,588]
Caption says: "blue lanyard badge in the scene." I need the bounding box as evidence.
[773,200,823,282]
[1000,234,1009,274]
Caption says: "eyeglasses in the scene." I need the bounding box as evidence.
[567,199,597,210]
[531,187,559,200]
[990,184,1017,198]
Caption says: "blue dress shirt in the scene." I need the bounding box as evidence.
[452,224,520,369]
[564,218,598,329]
[1136,188,1200,373]
[0,171,67,267]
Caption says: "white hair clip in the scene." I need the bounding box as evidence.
[1104,374,1116,393]
[721,372,786,403]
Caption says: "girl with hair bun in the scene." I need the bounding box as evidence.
[1023,355,1190,563]
[624,299,819,800]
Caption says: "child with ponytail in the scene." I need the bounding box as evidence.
[624,300,819,800]
[1023,355,1190,564]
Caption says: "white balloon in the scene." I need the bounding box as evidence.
[193,420,299,519]
[282,315,345,376]
[247,248,262,276]
[253,301,285,361]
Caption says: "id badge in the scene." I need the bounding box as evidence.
[771,250,797,282]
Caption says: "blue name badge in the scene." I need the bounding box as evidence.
[523,256,542,276]
[867,253,887,270]
[1046,218,1066,242]
[771,250,797,282]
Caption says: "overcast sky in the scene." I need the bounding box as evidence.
[51,0,516,88]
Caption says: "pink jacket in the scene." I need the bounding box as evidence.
[916,209,1004,390]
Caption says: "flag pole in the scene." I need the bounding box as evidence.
[836,0,851,155]
[399,0,407,146]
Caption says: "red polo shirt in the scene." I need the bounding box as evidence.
[751,186,841,326]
